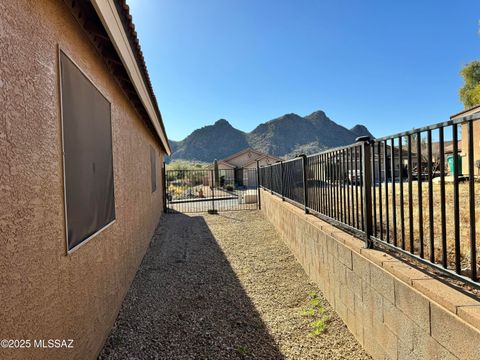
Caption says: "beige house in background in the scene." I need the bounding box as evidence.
[451,104,480,176]
[209,148,282,187]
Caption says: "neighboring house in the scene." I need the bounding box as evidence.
[1,1,170,359]
[451,104,480,176]
[209,148,282,187]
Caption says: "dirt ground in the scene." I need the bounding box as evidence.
[99,211,370,359]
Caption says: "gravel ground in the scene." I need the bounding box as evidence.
[99,211,370,360]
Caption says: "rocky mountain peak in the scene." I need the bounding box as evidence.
[168,110,373,162]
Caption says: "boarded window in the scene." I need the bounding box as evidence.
[150,146,157,192]
[60,51,116,252]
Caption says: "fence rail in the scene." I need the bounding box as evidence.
[165,168,259,213]
[259,113,480,288]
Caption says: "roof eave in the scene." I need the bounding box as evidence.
[90,0,171,155]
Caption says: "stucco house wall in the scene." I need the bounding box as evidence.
[0,1,167,359]
[451,105,480,176]
[461,121,480,175]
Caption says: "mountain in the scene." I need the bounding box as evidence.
[168,111,373,162]
[350,124,374,139]
[169,119,249,162]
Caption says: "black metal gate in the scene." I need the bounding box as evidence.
[163,168,259,213]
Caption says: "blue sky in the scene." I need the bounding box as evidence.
[127,0,480,141]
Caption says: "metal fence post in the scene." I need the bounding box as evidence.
[256,160,261,210]
[214,159,219,188]
[208,169,218,214]
[280,160,285,201]
[301,154,308,214]
[270,165,273,194]
[357,136,373,248]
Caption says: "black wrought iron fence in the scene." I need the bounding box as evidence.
[259,113,480,288]
[165,168,259,213]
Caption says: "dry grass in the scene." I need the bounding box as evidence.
[370,179,480,275]
[311,178,480,276]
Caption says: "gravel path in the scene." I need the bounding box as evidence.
[99,211,370,360]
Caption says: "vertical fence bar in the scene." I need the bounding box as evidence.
[417,133,424,258]
[407,134,414,254]
[209,170,217,214]
[384,140,389,243]
[340,149,347,224]
[427,130,434,263]
[312,157,316,211]
[326,153,330,217]
[360,146,364,231]
[439,127,447,268]
[270,165,273,195]
[468,120,477,280]
[372,143,377,237]
[280,161,285,201]
[352,148,356,227]
[399,136,405,249]
[301,155,308,214]
[452,124,461,274]
[355,146,365,231]
[330,153,334,219]
[321,154,325,214]
[361,139,373,247]
[390,138,397,246]
[338,151,342,220]
[335,151,339,220]
[378,142,383,240]
[347,148,351,226]
[256,161,261,210]
[327,153,331,218]
[316,156,320,212]
[322,155,326,215]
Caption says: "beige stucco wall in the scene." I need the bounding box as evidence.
[260,190,480,359]
[0,1,165,359]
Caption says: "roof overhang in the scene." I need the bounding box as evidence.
[90,0,171,154]
[221,148,266,163]
[64,0,171,155]
[450,104,480,121]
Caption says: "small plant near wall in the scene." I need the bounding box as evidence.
[301,291,329,337]
[236,345,248,358]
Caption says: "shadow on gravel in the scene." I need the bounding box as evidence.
[99,212,284,360]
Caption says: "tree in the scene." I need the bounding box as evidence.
[459,61,480,108]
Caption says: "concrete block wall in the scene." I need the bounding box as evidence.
[260,190,480,359]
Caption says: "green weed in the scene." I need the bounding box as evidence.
[301,291,329,337]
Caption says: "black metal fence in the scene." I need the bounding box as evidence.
[260,113,480,288]
[165,168,259,213]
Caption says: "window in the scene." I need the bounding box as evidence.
[60,50,116,252]
[150,146,157,192]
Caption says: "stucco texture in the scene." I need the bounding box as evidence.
[0,1,165,359]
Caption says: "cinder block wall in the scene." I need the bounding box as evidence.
[260,190,480,359]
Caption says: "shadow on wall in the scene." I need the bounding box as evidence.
[99,212,284,359]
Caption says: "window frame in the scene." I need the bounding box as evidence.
[58,47,116,255]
